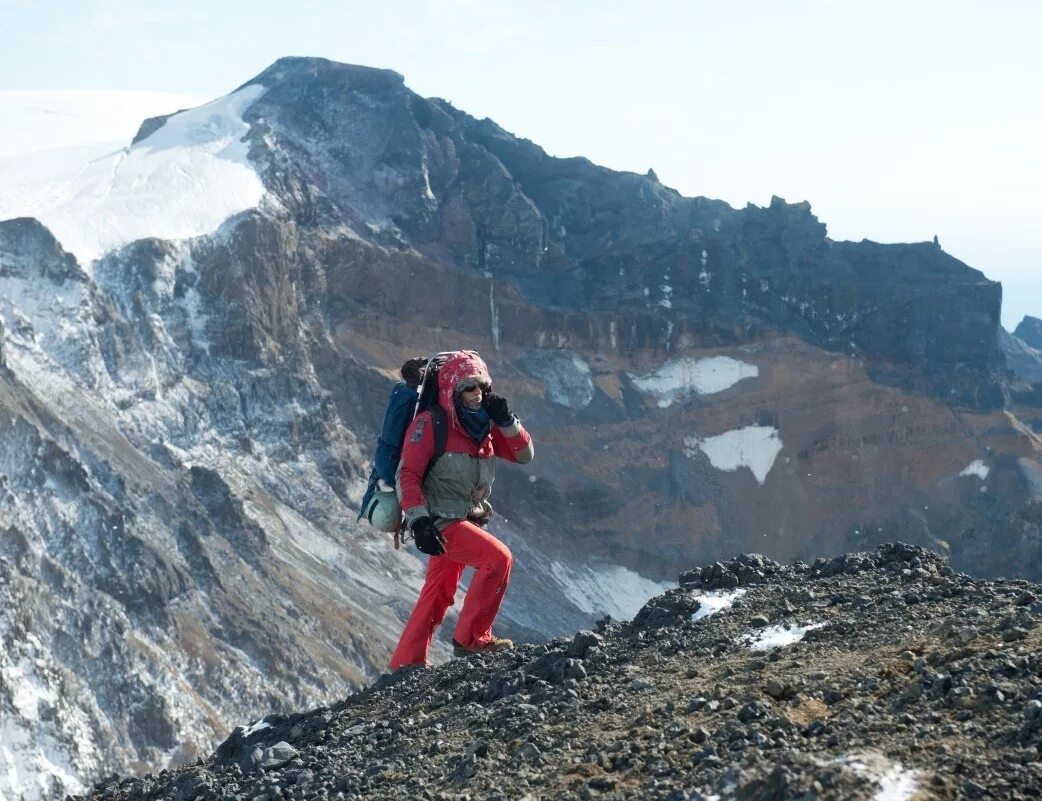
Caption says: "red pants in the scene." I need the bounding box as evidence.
[390,520,512,670]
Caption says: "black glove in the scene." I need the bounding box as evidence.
[482,393,514,427]
[411,516,446,555]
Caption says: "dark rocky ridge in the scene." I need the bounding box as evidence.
[238,56,1007,410]
[1015,316,1042,351]
[0,216,87,283]
[77,544,1042,801]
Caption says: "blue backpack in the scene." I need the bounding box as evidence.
[357,358,449,541]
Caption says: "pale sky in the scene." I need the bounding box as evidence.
[2,0,1040,328]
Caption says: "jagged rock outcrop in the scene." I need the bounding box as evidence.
[1000,328,1042,384]
[77,544,1042,801]
[0,217,423,795]
[1015,316,1042,351]
[233,57,1006,409]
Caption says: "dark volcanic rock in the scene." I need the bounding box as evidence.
[78,544,1042,801]
[1015,316,1042,350]
[0,217,86,284]
[240,57,1006,408]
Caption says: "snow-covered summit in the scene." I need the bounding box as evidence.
[0,86,265,265]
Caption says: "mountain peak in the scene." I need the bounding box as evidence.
[1015,316,1042,350]
[0,217,85,283]
[244,56,405,93]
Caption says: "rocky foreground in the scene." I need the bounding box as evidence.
[80,543,1042,801]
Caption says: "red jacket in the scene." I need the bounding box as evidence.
[397,351,533,524]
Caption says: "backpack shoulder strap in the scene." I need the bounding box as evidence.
[420,406,448,484]
[430,405,448,460]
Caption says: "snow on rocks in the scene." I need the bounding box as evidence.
[0,632,101,801]
[87,542,1042,800]
[519,349,595,409]
[742,621,827,651]
[959,459,990,480]
[691,588,747,621]
[841,753,919,801]
[629,355,758,408]
[0,221,113,393]
[684,425,783,484]
[0,85,266,265]
[241,718,272,738]
[0,211,413,793]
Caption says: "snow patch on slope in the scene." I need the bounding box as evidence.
[959,460,989,480]
[840,753,919,801]
[0,85,266,265]
[548,561,676,622]
[691,589,747,622]
[743,622,826,651]
[684,425,783,484]
[0,632,99,801]
[630,356,757,408]
[242,718,272,738]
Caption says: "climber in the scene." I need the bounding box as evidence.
[390,350,533,669]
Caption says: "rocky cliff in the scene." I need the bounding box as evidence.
[232,58,1006,409]
[75,544,1042,801]
[213,57,1036,580]
[2,56,1041,795]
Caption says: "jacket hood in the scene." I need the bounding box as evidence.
[438,350,492,431]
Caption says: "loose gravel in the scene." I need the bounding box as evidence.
[78,543,1042,800]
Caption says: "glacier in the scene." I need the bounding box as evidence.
[0,86,265,265]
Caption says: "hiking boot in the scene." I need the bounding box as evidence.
[452,636,514,657]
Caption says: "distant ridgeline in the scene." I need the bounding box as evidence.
[1016,317,1042,351]
[231,58,1008,410]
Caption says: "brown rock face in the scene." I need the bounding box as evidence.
[174,56,1037,584]
[241,58,1007,405]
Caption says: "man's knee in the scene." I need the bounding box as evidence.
[436,585,457,609]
